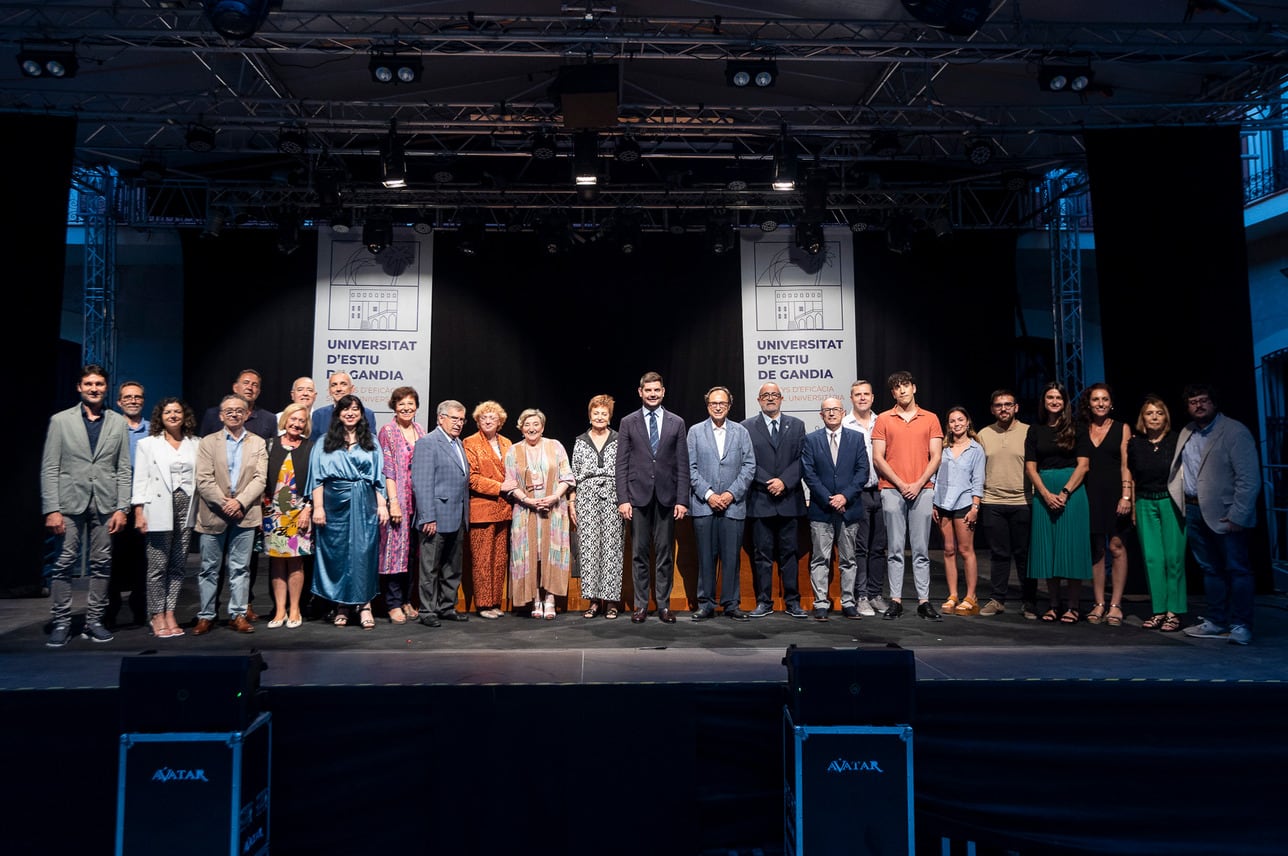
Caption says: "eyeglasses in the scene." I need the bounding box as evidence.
[1187,396,1212,406]
[707,401,730,409]
[820,407,844,414]
[119,395,144,402]
[221,408,247,415]
[992,402,1016,409]
[758,393,782,400]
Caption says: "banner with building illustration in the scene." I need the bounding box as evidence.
[739,228,857,429]
[313,227,433,431]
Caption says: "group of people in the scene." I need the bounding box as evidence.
[41,365,1263,646]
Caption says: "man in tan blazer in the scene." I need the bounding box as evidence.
[193,394,268,635]
[40,365,133,647]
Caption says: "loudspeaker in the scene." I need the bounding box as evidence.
[119,653,266,733]
[782,645,915,726]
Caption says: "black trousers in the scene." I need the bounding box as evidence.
[981,503,1035,603]
[750,515,801,608]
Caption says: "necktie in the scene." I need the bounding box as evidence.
[829,431,839,465]
[770,419,779,447]
[648,410,659,454]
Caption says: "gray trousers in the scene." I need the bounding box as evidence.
[881,488,934,601]
[419,527,464,616]
[49,510,113,625]
[808,517,858,611]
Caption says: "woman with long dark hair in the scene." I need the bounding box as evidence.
[1077,382,1133,626]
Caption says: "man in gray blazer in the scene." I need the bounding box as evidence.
[743,382,808,618]
[1168,384,1261,644]
[411,399,471,627]
[41,365,133,646]
[193,394,268,635]
[688,386,756,621]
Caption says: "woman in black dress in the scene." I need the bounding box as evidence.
[1077,383,1132,626]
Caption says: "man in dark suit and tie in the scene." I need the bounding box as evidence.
[801,396,870,620]
[615,371,690,624]
[743,382,809,618]
[411,399,471,627]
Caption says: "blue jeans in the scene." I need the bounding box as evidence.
[881,488,934,601]
[808,518,858,610]
[198,527,255,620]
[1185,503,1254,629]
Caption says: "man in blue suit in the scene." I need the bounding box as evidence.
[411,399,471,627]
[801,396,870,620]
[616,371,690,624]
[743,382,808,618]
[688,386,756,622]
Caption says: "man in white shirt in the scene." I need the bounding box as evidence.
[842,379,887,616]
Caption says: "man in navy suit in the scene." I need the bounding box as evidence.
[615,371,690,624]
[411,399,471,627]
[687,386,756,622]
[801,396,870,620]
[743,382,809,618]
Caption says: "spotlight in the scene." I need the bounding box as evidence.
[381,120,407,189]
[612,209,643,254]
[412,210,434,235]
[966,138,993,166]
[186,124,217,152]
[17,44,79,79]
[529,130,557,160]
[849,213,881,233]
[573,131,599,186]
[794,222,824,257]
[1039,65,1094,93]
[706,212,737,255]
[614,135,641,163]
[277,126,307,155]
[428,158,456,184]
[538,211,572,255]
[203,0,277,41]
[725,60,778,88]
[772,155,797,192]
[329,209,353,234]
[363,215,393,254]
[869,131,901,158]
[201,207,226,238]
[369,51,423,84]
[456,209,487,257]
[751,209,780,232]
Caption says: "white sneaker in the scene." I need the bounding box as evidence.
[856,597,876,617]
[1227,624,1252,645]
[1182,618,1229,638]
[870,596,890,613]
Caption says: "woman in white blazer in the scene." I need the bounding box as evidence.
[131,398,200,638]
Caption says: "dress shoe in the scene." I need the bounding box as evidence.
[658,608,676,624]
[691,607,716,622]
[439,611,469,622]
[812,607,829,621]
[192,618,215,636]
[724,608,750,622]
[229,614,255,634]
[784,604,809,619]
[631,608,648,624]
[842,606,860,620]
[882,601,904,620]
[419,614,442,628]
[917,602,943,622]
[748,603,774,618]
[244,606,258,623]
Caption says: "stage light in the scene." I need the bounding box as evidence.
[538,211,572,255]
[794,221,824,257]
[17,44,79,79]
[612,209,643,254]
[185,124,217,152]
[381,120,407,189]
[849,212,881,233]
[751,209,780,232]
[369,51,423,84]
[203,0,277,41]
[1002,170,1031,192]
[529,130,557,160]
[329,209,352,234]
[1039,65,1094,93]
[725,60,778,88]
[456,209,487,256]
[966,138,993,166]
[573,131,599,186]
[901,0,994,37]
[772,156,797,192]
[706,212,737,255]
[277,126,307,155]
[363,215,393,254]
[412,210,434,235]
[614,135,641,163]
[201,207,226,239]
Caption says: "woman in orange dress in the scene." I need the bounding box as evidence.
[463,400,515,618]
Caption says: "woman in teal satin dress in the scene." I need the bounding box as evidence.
[307,395,388,629]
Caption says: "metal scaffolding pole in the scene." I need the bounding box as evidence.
[79,166,117,378]
[1046,169,1085,396]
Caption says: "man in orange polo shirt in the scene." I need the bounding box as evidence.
[871,371,944,621]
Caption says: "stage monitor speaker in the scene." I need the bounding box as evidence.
[783,645,915,726]
[119,653,266,734]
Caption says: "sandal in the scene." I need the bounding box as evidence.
[544,599,557,620]
[333,609,349,627]
[1105,603,1123,626]
[389,606,406,625]
[402,603,419,620]
[583,601,601,619]
[1041,607,1060,622]
[1086,602,1106,625]
[1161,613,1182,632]
[1142,613,1166,630]
[605,606,619,620]
[1060,608,1081,624]
[531,603,543,619]
[360,605,375,630]
[940,596,958,613]
[954,595,979,616]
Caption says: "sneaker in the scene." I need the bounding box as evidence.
[82,621,114,643]
[784,604,809,619]
[870,596,890,613]
[748,603,774,618]
[856,597,876,617]
[979,599,1006,616]
[1228,624,1252,646]
[46,624,71,648]
[1182,618,1229,639]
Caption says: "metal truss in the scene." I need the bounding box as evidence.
[76,165,117,378]
[1044,169,1086,395]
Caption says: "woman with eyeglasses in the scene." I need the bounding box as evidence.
[504,408,575,619]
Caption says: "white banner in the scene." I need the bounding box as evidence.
[739,228,857,430]
[312,227,433,432]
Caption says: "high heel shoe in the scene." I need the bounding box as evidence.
[360,605,375,630]
[1105,603,1124,626]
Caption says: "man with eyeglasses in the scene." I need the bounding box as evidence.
[192,394,268,635]
[801,397,870,620]
[687,386,756,622]
[871,371,943,621]
[1169,384,1261,645]
[411,400,472,626]
[105,381,149,628]
[842,379,887,616]
[743,382,809,618]
[975,389,1037,619]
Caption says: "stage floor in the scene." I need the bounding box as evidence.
[2,555,1284,690]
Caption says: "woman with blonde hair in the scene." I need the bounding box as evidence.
[1127,395,1187,631]
[262,402,314,628]
[464,400,515,619]
[504,408,575,618]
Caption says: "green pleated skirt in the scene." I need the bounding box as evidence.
[1028,467,1092,580]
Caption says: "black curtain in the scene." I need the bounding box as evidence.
[4,113,77,595]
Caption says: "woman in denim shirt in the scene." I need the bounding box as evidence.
[932,407,986,615]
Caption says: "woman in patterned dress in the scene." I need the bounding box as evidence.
[504,408,575,619]
[570,394,624,619]
[262,402,314,628]
[378,386,425,624]
[464,400,515,619]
